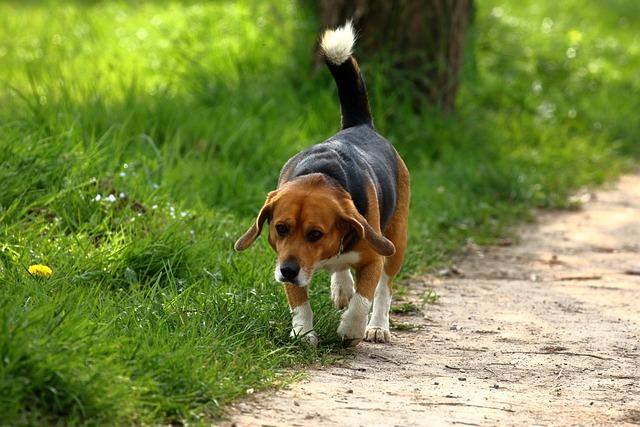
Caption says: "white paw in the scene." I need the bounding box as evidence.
[337,294,370,346]
[337,318,365,346]
[332,286,353,309]
[331,271,354,309]
[364,327,390,343]
[290,329,319,347]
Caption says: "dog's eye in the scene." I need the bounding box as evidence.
[275,224,289,237]
[306,230,323,242]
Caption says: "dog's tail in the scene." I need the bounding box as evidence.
[320,21,373,129]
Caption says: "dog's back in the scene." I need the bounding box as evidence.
[278,22,399,229]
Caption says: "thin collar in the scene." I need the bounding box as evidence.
[338,234,346,255]
[338,230,357,256]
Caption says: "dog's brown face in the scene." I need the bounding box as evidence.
[234,175,395,286]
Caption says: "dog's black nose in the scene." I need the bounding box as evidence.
[280,260,300,281]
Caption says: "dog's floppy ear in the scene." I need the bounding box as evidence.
[340,200,395,257]
[234,191,278,251]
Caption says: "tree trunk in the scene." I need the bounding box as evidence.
[318,0,472,112]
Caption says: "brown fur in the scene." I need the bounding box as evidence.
[379,155,410,301]
[284,284,308,308]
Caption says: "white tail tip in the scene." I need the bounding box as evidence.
[320,21,355,65]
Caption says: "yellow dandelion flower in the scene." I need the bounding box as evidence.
[28,264,53,278]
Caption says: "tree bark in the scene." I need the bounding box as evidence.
[318,0,472,112]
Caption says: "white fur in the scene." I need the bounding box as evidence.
[290,301,318,346]
[365,273,392,343]
[320,21,355,65]
[337,293,370,342]
[331,269,354,309]
[274,264,283,283]
[318,251,361,273]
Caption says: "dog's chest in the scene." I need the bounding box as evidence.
[317,251,361,273]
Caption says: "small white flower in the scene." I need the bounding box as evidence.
[94,194,102,201]
[105,194,117,203]
[119,192,126,199]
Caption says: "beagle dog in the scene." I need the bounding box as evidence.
[235,22,410,346]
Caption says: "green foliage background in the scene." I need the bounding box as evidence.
[0,0,638,424]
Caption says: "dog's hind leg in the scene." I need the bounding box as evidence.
[285,284,318,346]
[331,269,354,309]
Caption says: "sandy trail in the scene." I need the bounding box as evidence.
[226,175,640,426]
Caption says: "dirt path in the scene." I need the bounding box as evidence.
[226,175,640,426]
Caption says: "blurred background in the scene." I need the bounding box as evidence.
[0,0,638,424]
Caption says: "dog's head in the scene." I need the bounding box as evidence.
[234,174,395,286]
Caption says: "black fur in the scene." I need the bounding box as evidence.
[326,57,373,129]
[281,125,399,230]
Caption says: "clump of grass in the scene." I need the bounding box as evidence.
[390,319,422,332]
[390,302,421,315]
[421,289,441,306]
[0,0,638,424]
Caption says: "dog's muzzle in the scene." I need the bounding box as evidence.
[274,260,310,286]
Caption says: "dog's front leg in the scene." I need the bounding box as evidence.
[337,260,382,345]
[331,269,354,309]
[284,284,318,346]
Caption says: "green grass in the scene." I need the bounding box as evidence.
[390,302,421,315]
[0,0,638,424]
